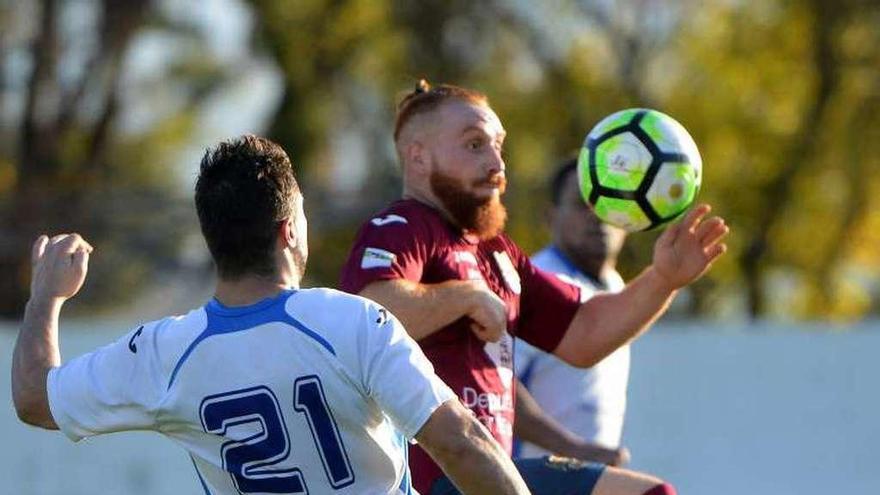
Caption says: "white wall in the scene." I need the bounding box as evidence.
[625,323,880,495]
[3,321,879,494]
[2,322,202,495]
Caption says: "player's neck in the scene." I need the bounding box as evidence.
[558,245,615,282]
[214,275,298,307]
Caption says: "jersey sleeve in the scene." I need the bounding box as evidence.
[358,302,456,440]
[516,251,583,353]
[339,213,431,293]
[47,322,165,442]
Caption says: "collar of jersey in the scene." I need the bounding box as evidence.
[547,245,605,288]
[548,245,579,275]
[206,289,297,317]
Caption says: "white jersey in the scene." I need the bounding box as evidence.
[515,246,629,455]
[48,288,455,495]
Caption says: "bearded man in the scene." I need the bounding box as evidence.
[340,81,729,495]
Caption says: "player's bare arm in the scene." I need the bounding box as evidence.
[513,380,629,466]
[554,204,729,368]
[360,278,507,342]
[12,234,93,429]
[416,399,531,495]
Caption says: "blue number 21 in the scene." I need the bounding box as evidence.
[200,376,355,493]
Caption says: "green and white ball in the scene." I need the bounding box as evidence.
[577,108,702,232]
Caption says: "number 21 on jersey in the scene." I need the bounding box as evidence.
[200,376,355,493]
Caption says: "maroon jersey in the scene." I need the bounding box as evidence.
[340,199,581,493]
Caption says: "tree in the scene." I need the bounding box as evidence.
[245,0,880,319]
[0,0,232,317]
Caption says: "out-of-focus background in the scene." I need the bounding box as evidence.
[2,0,879,493]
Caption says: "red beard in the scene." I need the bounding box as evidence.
[430,169,507,240]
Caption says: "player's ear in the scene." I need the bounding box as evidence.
[278,217,296,250]
[407,141,428,175]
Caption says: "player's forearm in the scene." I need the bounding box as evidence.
[440,422,530,495]
[418,401,530,495]
[513,381,587,457]
[359,279,476,340]
[12,297,62,429]
[554,266,676,368]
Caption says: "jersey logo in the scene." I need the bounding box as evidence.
[128,325,144,353]
[483,332,514,394]
[361,247,396,269]
[375,308,390,326]
[493,251,521,294]
[370,214,407,226]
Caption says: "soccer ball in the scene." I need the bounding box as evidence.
[577,108,702,232]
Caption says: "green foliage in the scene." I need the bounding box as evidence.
[248,0,880,320]
[4,0,877,320]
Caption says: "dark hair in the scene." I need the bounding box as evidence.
[393,79,488,141]
[194,135,300,279]
[550,157,579,206]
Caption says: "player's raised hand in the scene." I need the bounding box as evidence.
[652,204,728,290]
[464,281,508,343]
[30,233,93,302]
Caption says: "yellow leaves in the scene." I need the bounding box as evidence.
[839,13,880,61]
[848,184,880,268]
[790,271,874,321]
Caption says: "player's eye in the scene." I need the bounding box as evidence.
[467,139,483,151]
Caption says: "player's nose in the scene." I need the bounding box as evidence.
[487,146,505,174]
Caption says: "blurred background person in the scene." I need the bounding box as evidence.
[515,157,630,462]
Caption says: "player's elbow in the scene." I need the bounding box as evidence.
[12,385,56,429]
[565,355,600,369]
[555,321,617,368]
[553,342,602,369]
[14,395,46,428]
[442,413,494,458]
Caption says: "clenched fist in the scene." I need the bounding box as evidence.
[29,233,93,303]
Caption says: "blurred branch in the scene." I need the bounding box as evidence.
[20,0,58,182]
[84,0,152,174]
[250,0,351,174]
[575,0,671,104]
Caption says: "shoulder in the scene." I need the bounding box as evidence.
[127,308,206,350]
[286,288,401,355]
[288,287,373,313]
[530,247,560,270]
[148,308,208,343]
[139,307,209,370]
[286,288,389,330]
[485,232,519,252]
[360,199,447,237]
[606,270,626,292]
